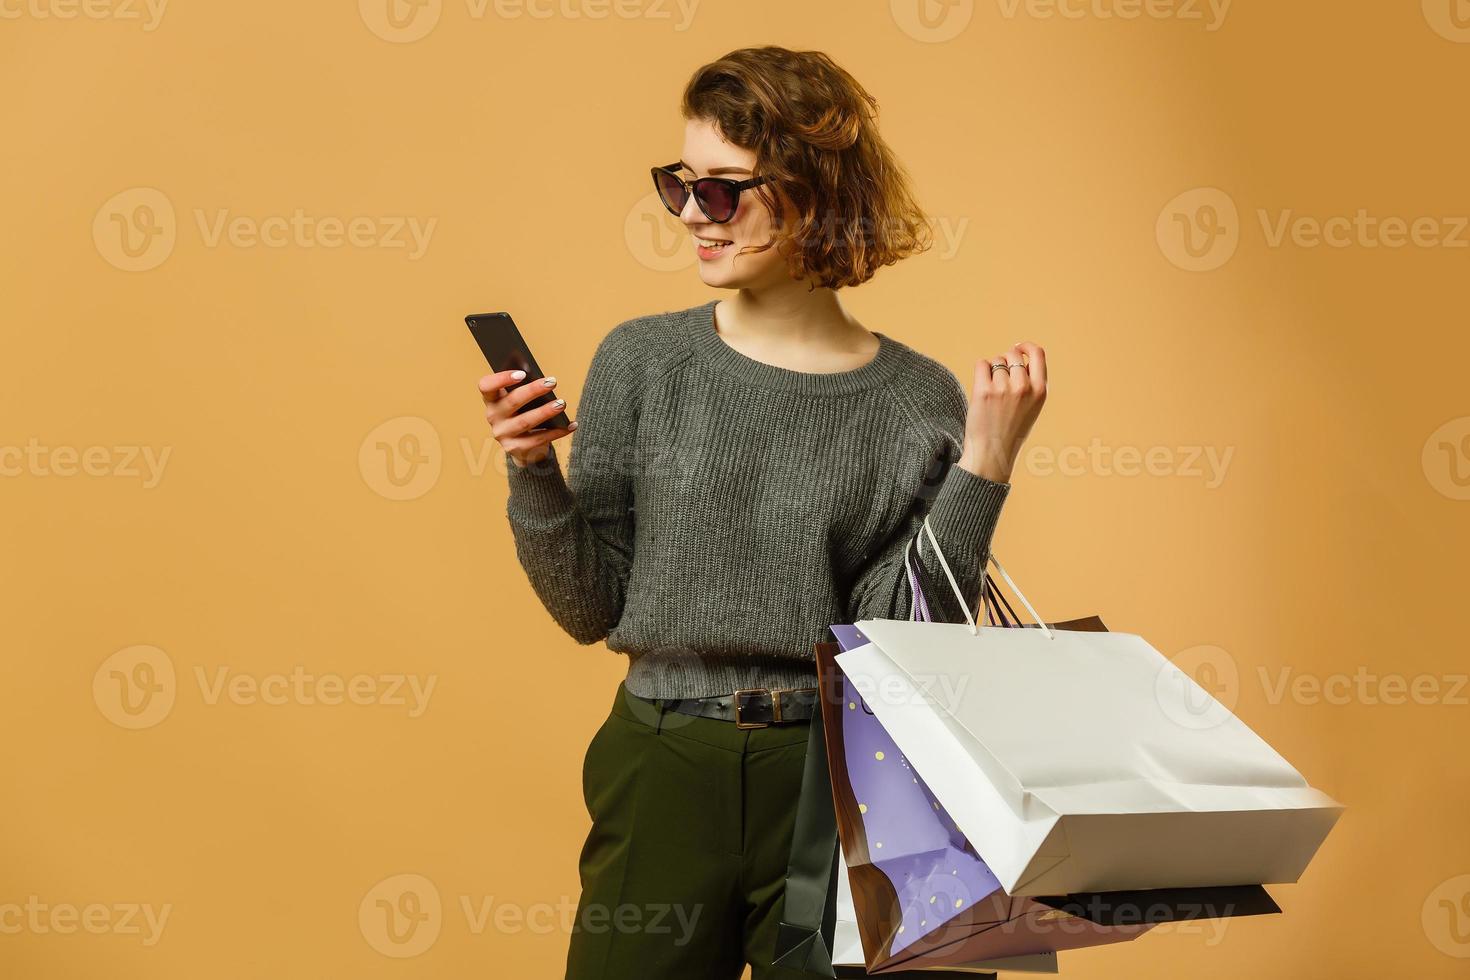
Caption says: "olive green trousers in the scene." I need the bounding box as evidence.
[566,681,829,979]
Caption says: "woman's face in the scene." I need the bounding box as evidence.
[675,117,790,290]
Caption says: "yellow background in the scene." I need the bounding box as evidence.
[3,0,1468,976]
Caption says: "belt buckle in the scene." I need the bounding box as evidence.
[733,687,787,729]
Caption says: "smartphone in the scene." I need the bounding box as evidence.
[466,312,572,431]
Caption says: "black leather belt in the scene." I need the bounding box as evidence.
[633,687,819,729]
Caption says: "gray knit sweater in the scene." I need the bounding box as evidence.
[503,299,1010,699]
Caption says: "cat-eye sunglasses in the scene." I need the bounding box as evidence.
[650,162,774,224]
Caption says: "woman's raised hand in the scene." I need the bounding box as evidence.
[958,342,1048,484]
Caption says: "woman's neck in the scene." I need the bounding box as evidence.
[713,286,880,374]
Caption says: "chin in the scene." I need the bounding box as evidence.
[698,263,741,288]
[697,254,781,290]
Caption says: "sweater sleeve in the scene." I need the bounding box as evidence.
[845,374,1011,625]
[503,325,637,644]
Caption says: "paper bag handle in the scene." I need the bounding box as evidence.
[914,515,1054,639]
[984,573,1021,627]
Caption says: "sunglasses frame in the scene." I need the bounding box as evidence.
[651,161,774,224]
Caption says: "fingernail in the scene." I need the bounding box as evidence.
[542,376,557,387]
[552,399,566,407]
[511,370,526,380]
[569,421,579,430]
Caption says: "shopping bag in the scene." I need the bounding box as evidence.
[844,517,1343,897]
[774,658,1031,978]
[831,849,1058,975]
[817,624,1278,973]
[771,695,841,976]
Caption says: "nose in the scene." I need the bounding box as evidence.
[678,190,705,227]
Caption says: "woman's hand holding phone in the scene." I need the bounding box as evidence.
[479,369,578,468]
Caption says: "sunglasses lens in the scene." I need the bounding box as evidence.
[653,170,688,216]
[695,180,738,222]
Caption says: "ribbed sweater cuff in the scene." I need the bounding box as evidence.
[504,446,576,526]
[923,464,1010,577]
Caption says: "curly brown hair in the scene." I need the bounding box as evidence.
[681,46,933,291]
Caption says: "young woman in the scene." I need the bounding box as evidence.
[478,46,1047,980]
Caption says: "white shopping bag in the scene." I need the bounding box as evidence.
[841,517,1343,897]
[831,841,1059,975]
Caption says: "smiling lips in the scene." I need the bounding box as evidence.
[695,236,732,260]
